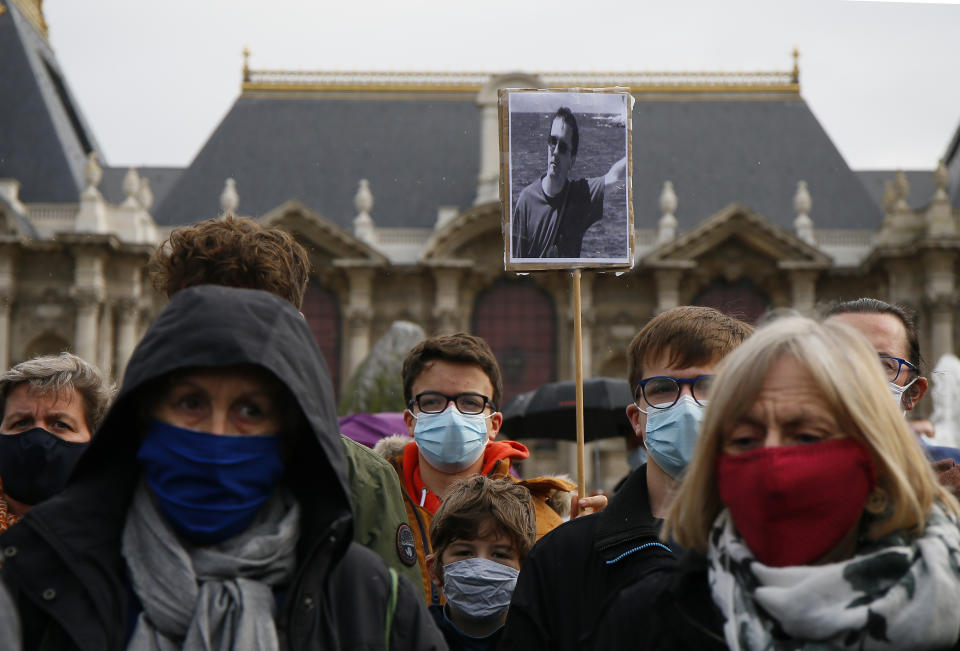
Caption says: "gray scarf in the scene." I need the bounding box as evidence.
[121,481,300,651]
[708,504,960,650]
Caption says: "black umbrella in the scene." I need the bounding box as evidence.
[499,377,635,442]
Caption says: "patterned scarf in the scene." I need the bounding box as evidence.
[708,505,960,650]
[0,478,19,533]
[121,481,300,651]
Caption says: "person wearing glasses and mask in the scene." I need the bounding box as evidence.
[595,315,960,650]
[501,306,753,651]
[511,106,627,259]
[384,333,580,605]
[826,298,960,464]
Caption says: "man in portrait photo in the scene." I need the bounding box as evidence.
[510,106,628,260]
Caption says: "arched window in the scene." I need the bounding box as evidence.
[473,279,556,406]
[302,282,342,398]
[692,279,770,324]
[23,333,71,361]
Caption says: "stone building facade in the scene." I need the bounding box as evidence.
[2,0,959,488]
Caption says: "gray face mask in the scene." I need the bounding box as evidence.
[442,557,519,620]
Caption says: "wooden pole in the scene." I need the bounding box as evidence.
[572,269,586,499]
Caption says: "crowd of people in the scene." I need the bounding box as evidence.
[1,216,960,650]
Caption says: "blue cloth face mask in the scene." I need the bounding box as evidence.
[413,407,489,473]
[443,557,519,620]
[136,419,285,545]
[643,395,704,479]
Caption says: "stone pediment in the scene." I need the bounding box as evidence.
[260,200,388,264]
[421,201,501,262]
[643,203,832,270]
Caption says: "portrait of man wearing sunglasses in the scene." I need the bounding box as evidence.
[510,105,627,259]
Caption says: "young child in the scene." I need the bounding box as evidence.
[427,476,537,650]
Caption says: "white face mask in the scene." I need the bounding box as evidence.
[888,377,918,412]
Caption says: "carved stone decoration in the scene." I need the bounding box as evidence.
[339,320,426,414]
[220,178,239,216]
[894,170,910,212]
[122,167,141,208]
[934,159,950,199]
[353,179,375,244]
[138,177,154,211]
[82,152,103,199]
[792,180,815,245]
[923,159,956,237]
[77,153,107,232]
[657,181,678,245]
[882,180,897,214]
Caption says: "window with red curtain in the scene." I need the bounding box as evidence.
[692,279,770,325]
[473,279,556,407]
[302,282,342,398]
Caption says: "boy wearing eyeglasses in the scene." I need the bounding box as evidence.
[385,333,577,605]
[511,106,627,259]
[501,305,753,651]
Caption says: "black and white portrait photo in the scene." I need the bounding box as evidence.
[503,90,632,270]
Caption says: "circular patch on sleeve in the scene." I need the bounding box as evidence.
[396,523,418,567]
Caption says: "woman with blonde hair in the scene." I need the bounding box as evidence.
[596,316,960,650]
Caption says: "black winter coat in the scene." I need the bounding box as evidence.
[499,465,676,651]
[0,286,446,651]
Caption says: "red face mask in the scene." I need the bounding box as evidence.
[716,438,877,567]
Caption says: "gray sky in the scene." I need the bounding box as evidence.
[45,0,960,171]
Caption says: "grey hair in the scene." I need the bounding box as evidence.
[0,353,116,433]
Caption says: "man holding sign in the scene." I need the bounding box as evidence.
[511,106,628,259]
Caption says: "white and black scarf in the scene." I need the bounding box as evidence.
[708,504,960,650]
[121,481,300,651]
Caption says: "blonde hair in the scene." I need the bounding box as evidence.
[664,316,960,553]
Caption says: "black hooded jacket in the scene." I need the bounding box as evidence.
[500,465,676,650]
[0,285,446,651]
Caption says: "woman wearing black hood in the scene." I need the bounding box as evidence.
[0,285,447,651]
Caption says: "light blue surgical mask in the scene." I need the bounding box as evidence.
[643,395,704,479]
[443,557,519,620]
[413,406,489,473]
[627,444,647,471]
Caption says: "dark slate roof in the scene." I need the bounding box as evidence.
[155,91,880,232]
[0,1,101,202]
[631,100,880,230]
[101,166,183,207]
[154,95,481,227]
[856,170,935,211]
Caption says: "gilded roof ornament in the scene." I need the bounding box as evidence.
[791,47,800,84]
[243,47,251,83]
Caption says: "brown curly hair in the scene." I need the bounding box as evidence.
[148,216,310,309]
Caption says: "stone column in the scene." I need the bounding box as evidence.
[432,267,462,333]
[72,250,106,364]
[97,302,114,378]
[924,250,958,363]
[0,298,10,372]
[74,299,99,363]
[475,99,500,205]
[885,259,914,307]
[114,300,140,381]
[929,298,956,365]
[788,269,818,316]
[0,247,15,371]
[345,268,375,376]
[654,269,683,313]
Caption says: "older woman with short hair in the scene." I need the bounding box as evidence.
[597,316,960,650]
